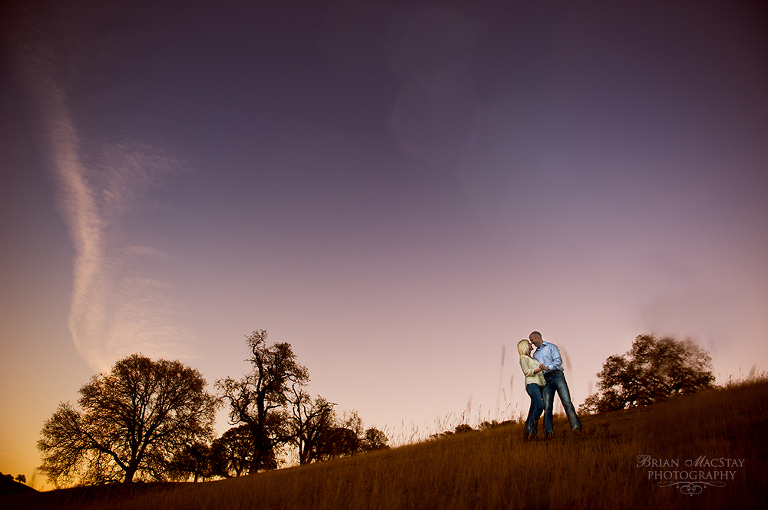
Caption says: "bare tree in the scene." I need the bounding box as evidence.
[580,334,715,413]
[286,385,336,464]
[216,330,308,474]
[38,354,218,486]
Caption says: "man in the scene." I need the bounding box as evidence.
[529,331,582,438]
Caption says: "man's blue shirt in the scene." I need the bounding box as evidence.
[533,341,564,373]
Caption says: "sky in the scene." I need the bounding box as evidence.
[1,0,767,489]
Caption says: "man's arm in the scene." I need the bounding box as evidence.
[544,344,563,372]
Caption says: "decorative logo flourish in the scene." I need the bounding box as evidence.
[657,480,726,496]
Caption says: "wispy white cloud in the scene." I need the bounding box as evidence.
[8,11,190,371]
[66,140,190,371]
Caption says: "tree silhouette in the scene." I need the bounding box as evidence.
[286,385,336,464]
[580,334,715,413]
[38,354,218,486]
[216,330,308,474]
[209,425,254,478]
[167,441,212,482]
[315,426,360,460]
[361,427,389,452]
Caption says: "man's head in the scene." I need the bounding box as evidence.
[529,331,543,348]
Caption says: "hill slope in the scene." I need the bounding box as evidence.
[0,475,36,497]
[4,379,767,510]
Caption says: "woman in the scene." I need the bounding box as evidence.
[518,339,546,441]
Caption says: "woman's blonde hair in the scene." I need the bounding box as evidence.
[517,339,531,357]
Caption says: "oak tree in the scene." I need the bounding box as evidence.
[580,334,715,413]
[209,425,254,477]
[286,385,336,464]
[361,427,389,451]
[216,330,308,473]
[38,354,218,486]
[167,441,212,482]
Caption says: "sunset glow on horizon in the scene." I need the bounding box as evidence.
[2,0,767,489]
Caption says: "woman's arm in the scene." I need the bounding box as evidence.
[520,356,538,377]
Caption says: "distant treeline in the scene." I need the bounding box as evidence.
[37,330,388,487]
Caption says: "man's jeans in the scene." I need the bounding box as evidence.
[542,371,581,435]
[524,383,545,434]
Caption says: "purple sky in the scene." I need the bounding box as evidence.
[2,0,767,487]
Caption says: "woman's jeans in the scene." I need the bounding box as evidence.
[525,383,545,434]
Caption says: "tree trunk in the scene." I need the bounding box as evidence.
[123,468,136,484]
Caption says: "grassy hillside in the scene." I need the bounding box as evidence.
[4,378,767,510]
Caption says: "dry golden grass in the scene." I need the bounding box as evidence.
[5,377,767,510]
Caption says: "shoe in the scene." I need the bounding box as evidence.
[522,431,530,441]
[544,434,554,441]
[572,429,582,436]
